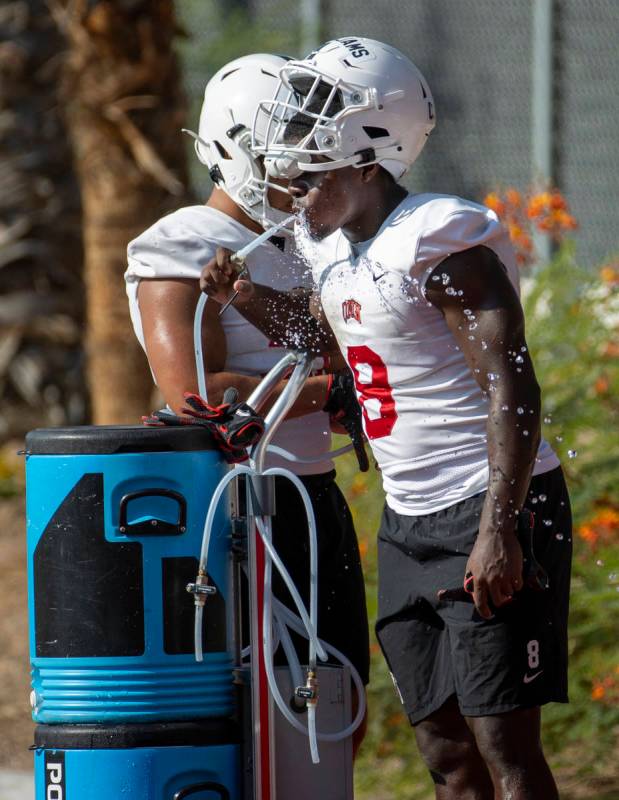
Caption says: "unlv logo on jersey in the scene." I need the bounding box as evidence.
[342,298,362,324]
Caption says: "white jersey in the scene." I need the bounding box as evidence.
[125,205,333,475]
[298,193,559,514]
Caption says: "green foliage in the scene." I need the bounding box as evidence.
[523,244,619,520]
[334,245,619,798]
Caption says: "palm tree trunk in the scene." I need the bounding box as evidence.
[53,0,193,423]
[0,0,84,438]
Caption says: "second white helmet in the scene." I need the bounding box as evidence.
[253,37,436,180]
[185,53,292,229]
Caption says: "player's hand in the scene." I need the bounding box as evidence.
[199,247,254,305]
[323,369,369,472]
[464,531,523,619]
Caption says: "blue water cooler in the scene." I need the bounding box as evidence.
[25,425,240,799]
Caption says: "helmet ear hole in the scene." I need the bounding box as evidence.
[362,126,390,140]
[213,140,233,160]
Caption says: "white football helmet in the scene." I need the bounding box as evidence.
[184,53,293,230]
[252,37,435,180]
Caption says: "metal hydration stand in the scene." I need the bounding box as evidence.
[192,220,363,798]
[244,350,314,800]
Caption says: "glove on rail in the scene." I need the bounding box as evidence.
[143,387,265,463]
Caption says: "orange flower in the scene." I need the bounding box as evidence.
[552,209,578,231]
[578,524,598,545]
[591,673,619,705]
[594,375,610,395]
[505,188,522,208]
[578,507,619,548]
[591,682,606,701]
[526,191,552,218]
[549,191,568,211]
[508,222,524,240]
[482,185,577,267]
[484,192,505,216]
[600,265,619,287]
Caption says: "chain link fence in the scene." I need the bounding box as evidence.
[178,0,619,266]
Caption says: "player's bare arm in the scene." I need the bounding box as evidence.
[137,277,332,415]
[426,245,540,618]
[199,245,341,355]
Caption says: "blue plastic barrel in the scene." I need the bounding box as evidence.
[33,720,240,799]
[26,426,235,724]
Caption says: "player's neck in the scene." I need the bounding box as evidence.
[206,187,263,235]
[342,181,408,244]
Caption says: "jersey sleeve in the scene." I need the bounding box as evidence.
[412,199,508,290]
[125,210,218,283]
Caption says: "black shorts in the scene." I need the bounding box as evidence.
[375,467,572,724]
[269,471,370,685]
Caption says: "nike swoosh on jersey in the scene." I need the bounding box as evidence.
[523,670,544,684]
[372,272,386,282]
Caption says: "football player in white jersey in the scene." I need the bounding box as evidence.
[201,38,572,800]
[125,54,370,753]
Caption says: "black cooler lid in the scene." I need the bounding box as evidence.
[25,425,218,455]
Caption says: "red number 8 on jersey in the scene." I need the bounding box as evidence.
[347,345,397,440]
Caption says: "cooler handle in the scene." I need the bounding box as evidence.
[119,489,187,536]
[173,782,230,799]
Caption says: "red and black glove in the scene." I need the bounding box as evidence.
[143,387,265,463]
[323,369,369,472]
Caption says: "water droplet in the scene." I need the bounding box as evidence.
[481,340,488,350]
[464,308,473,315]
[457,290,464,296]
[487,372,499,381]
[531,497,538,504]
[468,322,478,330]
[445,286,457,295]
[539,494,547,502]
[517,406,525,415]
[556,533,564,540]
[520,346,527,352]
[543,519,552,526]
[556,436,563,442]
[501,404,509,411]
[544,415,552,424]
[515,355,524,364]
[432,275,440,281]
[596,559,604,567]
[468,335,475,340]
[568,449,578,459]
[523,430,529,436]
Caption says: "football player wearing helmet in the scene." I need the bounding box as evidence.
[201,38,571,800]
[125,54,370,753]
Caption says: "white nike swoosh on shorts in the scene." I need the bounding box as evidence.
[523,670,544,684]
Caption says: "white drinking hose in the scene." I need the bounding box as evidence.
[195,458,366,747]
[262,467,320,671]
[195,464,325,665]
